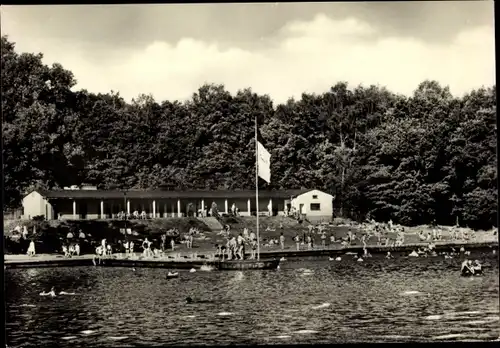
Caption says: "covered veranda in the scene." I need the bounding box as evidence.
[41,189,307,220]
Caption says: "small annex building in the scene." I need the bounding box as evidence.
[21,186,335,221]
[290,189,335,222]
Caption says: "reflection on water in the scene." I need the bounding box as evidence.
[5,252,500,347]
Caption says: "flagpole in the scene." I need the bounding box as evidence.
[255,116,260,261]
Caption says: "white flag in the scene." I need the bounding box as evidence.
[257,141,271,183]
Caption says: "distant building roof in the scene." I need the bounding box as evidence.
[32,188,312,200]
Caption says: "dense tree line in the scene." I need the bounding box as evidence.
[2,36,497,229]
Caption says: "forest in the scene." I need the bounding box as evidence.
[2,36,497,229]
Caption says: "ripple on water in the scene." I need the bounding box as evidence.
[81,330,96,335]
[294,330,319,334]
[107,336,128,341]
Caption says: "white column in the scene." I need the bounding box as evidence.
[164,203,167,218]
[171,203,175,217]
[225,199,228,214]
[247,199,251,216]
[100,200,104,219]
[127,200,130,214]
[152,200,156,218]
[177,199,181,217]
[269,198,273,216]
[201,199,205,216]
[73,200,77,219]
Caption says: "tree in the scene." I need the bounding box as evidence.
[2,37,496,229]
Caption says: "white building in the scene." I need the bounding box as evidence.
[21,188,312,220]
[21,187,334,221]
[290,189,334,222]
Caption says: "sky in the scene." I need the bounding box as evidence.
[1,2,495,104]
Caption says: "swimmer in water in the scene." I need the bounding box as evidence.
[386,251,393,259]
[185,296,193,304]
[461,259,474,274]
[473,260,482,273]
[40,287,56,297]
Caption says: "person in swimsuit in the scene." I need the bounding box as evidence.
[40,287,56,297]
[236,233,245,260]
[220,244,227,260]
[473,260,482,273]
[461,259,474,274]
[306,235,312,250]
[93,245,103,265]
[250,238,257,259]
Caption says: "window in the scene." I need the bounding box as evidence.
[310,203,321,211]
[312,195,318,199]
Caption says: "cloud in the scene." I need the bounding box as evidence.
[3,13,495,103]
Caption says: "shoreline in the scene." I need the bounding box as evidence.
[5,240,498,269]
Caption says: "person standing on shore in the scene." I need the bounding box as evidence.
[227,236,234,260]
[189,233,194,249]
[27,240,36,257]
[280,232,285,250]
[307,235,312,250]
[361,234,367,248]
[237,233,245,259]
[250,238,257,259]
[249,230,256,243]
[294,233,300,251]
[321,231,326,248]
[142,238,149,256]
[161,234,166,252]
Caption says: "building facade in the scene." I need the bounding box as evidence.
[21,188,334,221]
[290,189,334,222]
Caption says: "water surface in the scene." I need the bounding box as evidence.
[5,252,499,346]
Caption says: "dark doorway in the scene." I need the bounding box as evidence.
[80,202,88,220]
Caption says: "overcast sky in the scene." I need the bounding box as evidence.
[1,2,495,103]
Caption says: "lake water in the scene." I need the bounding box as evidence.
[5,251,500,347]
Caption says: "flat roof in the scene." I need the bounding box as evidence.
[33,188,312,200]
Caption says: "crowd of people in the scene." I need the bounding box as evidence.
[60,229,87,257]
[215,227,260,260]
[117,210,151,220]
